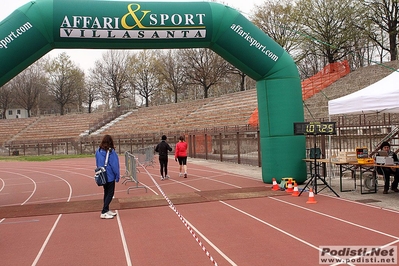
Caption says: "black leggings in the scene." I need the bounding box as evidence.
[159,156,168,177]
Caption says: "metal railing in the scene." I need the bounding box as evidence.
[121,151,147,194]
[3,123,399,169]
[134,147,155,168]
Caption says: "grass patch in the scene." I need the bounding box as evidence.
[0,154,93,162]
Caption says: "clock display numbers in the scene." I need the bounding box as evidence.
[294,122,336,135]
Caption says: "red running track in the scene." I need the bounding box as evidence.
[0,157,398,265]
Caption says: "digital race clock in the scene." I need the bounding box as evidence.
[294,122,336,135]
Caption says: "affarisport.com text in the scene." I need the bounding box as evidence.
[319,246,397,265]
[0,22,33,49]
[230,24,279,62]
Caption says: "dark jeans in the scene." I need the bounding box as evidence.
[379,167,399,191]
[159,156,168,177]
[102,181,115,214]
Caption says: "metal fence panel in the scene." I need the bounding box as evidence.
[121,151,147,193]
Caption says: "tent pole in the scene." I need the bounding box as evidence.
[328,115,333,186]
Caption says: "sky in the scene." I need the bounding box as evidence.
[0,0,265,72]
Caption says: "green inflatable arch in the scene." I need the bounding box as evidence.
[0,0,306,184]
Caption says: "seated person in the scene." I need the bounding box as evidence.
[376,141,399,194]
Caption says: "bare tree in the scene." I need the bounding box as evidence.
[228,66,254,92]
[10,59,47,117]
[130,50,160,107]
[181,48,230,98]
[46,52,85,115]
[362,0,399,61]
[251,0,303,54]
[84,73,102,113]
[158,50,187,103]
[92,50,131,108]
[0,82,13,119]
[296,0,366,63]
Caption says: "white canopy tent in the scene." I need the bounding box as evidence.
[328,70,399,115]
[326,70,399,184]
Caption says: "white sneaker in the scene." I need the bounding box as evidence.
[107,211,117,216]
[179,173,183,177]
[100,213,114,219]
[165,175,170,179]
[161,176,164,180]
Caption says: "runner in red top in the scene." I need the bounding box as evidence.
[175,136,188,178]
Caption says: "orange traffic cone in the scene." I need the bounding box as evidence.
[306,188,317,204]
[291,183,299,196]
[286,180,294,193]
[271,178,280,191]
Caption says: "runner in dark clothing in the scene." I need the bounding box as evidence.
[155,135,172,180]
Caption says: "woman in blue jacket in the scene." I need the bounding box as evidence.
[95,135,120,219]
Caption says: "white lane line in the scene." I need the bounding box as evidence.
[1,166,95,181]
[0,178,4,192]
[31,214,63,266]
[168,175,241,190]
[136,183,158,195]
[219,200,321,248]
[23,169,73,202]
[330,239,399,266]
[184,219,238,266]
[270,197,399,240]
[0,219,39,225]
[185,166,261,181]
[2,170,73,265]
[116,210,132,266]
[222,198,399,265]
[0,171,37,205]
[0,169,73,204]
[139,163,220,265]
[170,179,201,191]
[219,200,356,266]
[13,165,159,196]
[200,175,242,188]
[322,193,399,214]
